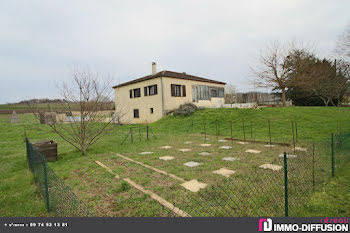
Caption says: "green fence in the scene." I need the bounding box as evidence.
[160,131,350,217]
[26,138,89,216]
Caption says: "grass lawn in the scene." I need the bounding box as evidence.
[0,106,349,216]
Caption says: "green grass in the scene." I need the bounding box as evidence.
[0,107,350,216]
[296,161,350,216]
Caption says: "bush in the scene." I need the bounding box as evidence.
[173,103,198,116]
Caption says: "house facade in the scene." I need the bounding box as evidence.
[113,63,226,124]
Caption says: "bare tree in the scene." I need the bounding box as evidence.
[251,41,311,106]
[224,83,237,104]
[28,68,125,155]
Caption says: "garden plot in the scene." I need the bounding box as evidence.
[108,133,292,185]
[95,133,293,216]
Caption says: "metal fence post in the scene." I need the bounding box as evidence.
[292,121,295,153]
[331,132,334,177]
[284,152,288,217]
[130,128,133,143]
[24,125,27,142]
[242,119,246,141]
[147,125,149,141]
[312,143,315,191]
[230,121,233,145]
[139,125,141,142]
[295,121,298,142]
[250,121,253,139]
[216,119,218,142]
[42,157,50,212]
[268,120,272,147]
[204,123,207,141]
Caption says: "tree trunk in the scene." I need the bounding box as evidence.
[281,88,286,107]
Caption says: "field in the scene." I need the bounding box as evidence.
[1,107,350,217]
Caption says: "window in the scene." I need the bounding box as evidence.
[133,88,141,98]
[149,85,157,95]
[210,89,218,97]
[150,108,154,114]
[218,88,224,98]
[171,84,186,97]
[144,85,158,96]
[133,109,139,118]
[198,85,210,100]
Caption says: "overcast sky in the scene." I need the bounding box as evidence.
[0,0,349,104]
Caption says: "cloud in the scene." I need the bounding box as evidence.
[0,0,349,103]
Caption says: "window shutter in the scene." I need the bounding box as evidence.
[171,84,175,96]
[144,87,148,96]
[154,85,158,95]
[182,85,186,97]
[129,90,133,98]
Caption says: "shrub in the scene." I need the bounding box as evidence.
[173,103,198,116]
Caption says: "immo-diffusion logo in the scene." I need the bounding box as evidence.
[258,218,349,232]
[259,218,272,232]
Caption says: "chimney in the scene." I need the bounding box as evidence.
[152,62,157,75]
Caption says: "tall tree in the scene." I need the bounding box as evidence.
[251,41,309,106]
[287,52,349,106]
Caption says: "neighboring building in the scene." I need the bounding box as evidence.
[113,63,226,124]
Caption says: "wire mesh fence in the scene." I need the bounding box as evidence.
[137,129,348,217]
[24,115,350,217]
[26,138,89,216]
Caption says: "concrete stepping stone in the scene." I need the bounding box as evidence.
[245,149,261,154]
[264,144,275,147]
[139,152,154,155]
[218,139,228,142]
[279,154,297,159]
[222,157,240,161]
[237,141,249,145]
[184,141,192,144]
[295,147,307,152]
[179,149,191,152]
[184,161,201,167]
[199,152,211,156]
[200,144,211,147]
[159,156,174,161]
[180,179,207,192]
[219,146,232,150]
[212,168,236,177]
[259,163,283,171]
[160,146,172,149]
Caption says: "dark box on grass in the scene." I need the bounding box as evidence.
[32,140,58,161]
